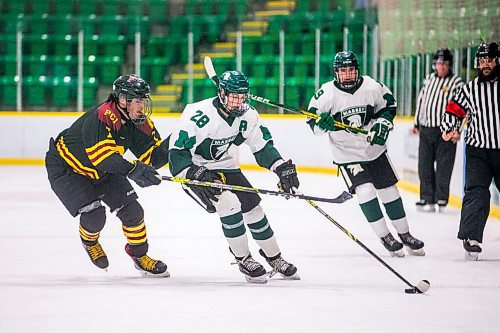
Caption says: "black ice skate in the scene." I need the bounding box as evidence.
[399,232,425,256]
[437,200,447,212]
[380,233,405,257]
[415,200,436,212]
[125,244,170,277]
[82,242,109,270]
[233,253,267,284]
[463,239,482,261]
[259,249,300,280]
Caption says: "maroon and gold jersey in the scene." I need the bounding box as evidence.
[54,100,169,180]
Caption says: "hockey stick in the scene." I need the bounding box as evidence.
[305,199,430,294]
[160,176,352,204]
[203,56,368,135]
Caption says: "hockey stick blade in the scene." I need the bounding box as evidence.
[405,280,430,294]
[161,176,351,204]
[204,56,219,85]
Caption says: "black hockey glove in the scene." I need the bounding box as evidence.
[128,160,161,187]
[316,112,337,131]
[274,160,299,194]
[186,165,223,208]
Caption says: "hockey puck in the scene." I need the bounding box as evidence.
[405,288,417,294]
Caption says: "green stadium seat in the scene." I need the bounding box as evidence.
[52,14,75,35]
[6,1,27,14]
[145,36,166,57]
[125,0,145,16]
[52,76,74,107]
[127,16,150,41]
[77,15,98,35]
[27,34,51,55]
[98,15,124,36]
[148,0,169,23]
[3,55,18,76]
[292,55,315,78]
[76,0,98,16]
[100,0,122,16]
[54,1,75,15]
[28,14,50,34]
[100,56,122,84]
[83,34,99,56]
[211,57,236,73]
[25,75,49,106]
[296,0,312,12]
[141,57,170,85]
[0,76,19,105]
[99,35,126,57]
[26,54,50,77]
[2,14,28,34]
[260,35,278,55]
[83,77,98,107]
[30,1,52,15]
[84,55,97,78]
[54,34,76,56]
[53,55,77,77]
[253,55,278,78]
[267,15,287,34]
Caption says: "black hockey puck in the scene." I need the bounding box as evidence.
[405,288,417,294]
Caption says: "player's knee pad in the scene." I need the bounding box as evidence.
[355,183,377,204]
[242,205,265,225]
[79,202,106,233]
[377,185,401,204]
[214,191,242,217]
[116,200,144,227]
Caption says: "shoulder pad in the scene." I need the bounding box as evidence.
[136,118,154,136]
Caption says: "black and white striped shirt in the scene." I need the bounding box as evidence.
[414,73,464,127]
[443,77,500,149]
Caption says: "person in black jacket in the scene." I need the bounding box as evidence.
[45,74,170,276]
[441,42,500,260]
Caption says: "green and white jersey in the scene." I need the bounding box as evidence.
[169,98,283,176]
[307,75,397,165]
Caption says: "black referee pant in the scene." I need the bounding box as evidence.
[418,126,457,204]
[458,145,500,242]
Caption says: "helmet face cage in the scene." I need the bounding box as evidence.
[474,42,500,69]
[112,74,153,125]
[218,71,250,117]
[333,51,359,89]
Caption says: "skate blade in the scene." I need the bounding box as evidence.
[245,275,267,284]
[465,252,479,261]
[138,270,171,278]
[406,247,425,256]
[416,206,436,213]
[269,273,301,281]
[390,249,405,257]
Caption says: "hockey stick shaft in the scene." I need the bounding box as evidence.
[203,56,368,135]
[161,176,352,204]
[305,199,419,290]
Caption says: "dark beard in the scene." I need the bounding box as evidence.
[478,65,500,82]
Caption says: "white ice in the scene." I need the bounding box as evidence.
[1,166,499,333]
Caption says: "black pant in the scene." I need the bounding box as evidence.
[418,126,457,204]
[458,145,500,242]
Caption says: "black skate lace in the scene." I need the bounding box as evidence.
[268,257,290,278]
[137,255,157,271]
[400,233,416,245]
[383,234,397,246]
[87,243,106,261]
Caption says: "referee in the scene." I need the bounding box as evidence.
[441,42,500,260]
[413,48,464,212]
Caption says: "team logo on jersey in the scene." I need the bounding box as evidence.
[442,86,449,93]
[341,106,367,133]
[347,164,364,176]
[210,135,236,160]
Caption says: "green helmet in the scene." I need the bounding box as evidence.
[332,51,359,89]
[218,71,250,117]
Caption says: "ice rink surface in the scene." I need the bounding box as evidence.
[1,166,499,333]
